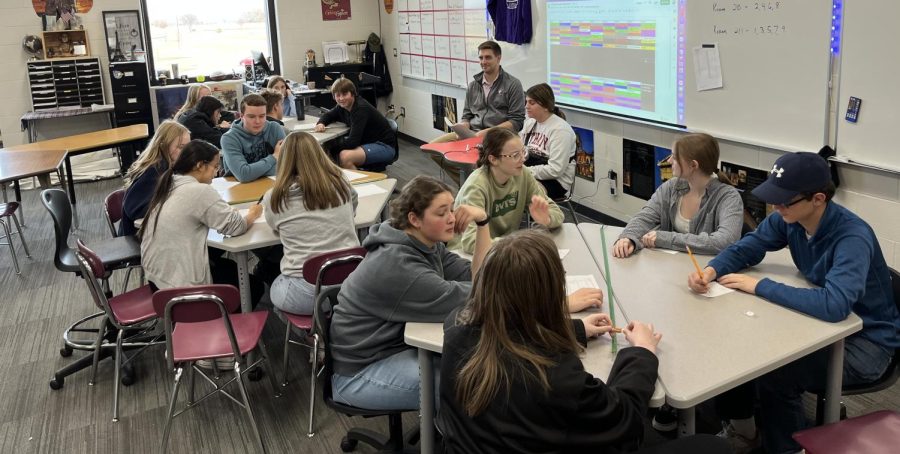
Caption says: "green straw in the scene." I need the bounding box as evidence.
[599,226,618,353]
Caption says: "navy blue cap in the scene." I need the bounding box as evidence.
[751,152,830,205]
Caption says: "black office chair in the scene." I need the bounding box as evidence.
[41,188,143,390]
[313,256,419,453]
[813,267,900,425]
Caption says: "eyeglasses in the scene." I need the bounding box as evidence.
[776,196,809,208]
[498,150,526,160]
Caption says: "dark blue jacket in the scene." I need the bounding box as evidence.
[119,162,166,237]
[709,202,900,350]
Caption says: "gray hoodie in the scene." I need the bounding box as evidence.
[330,221,473,376]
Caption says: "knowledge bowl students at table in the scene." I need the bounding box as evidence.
[613,133,744,258]
[267,75,296,118]
[263,132,360,316]
[329,176,492,411]
[177,95,228,148]
[430,40,526,185]
[521,83,577,200]
[314,78,396,170]
[221,93,286,182]
[438,230,731,454]
[687,152,900,454]
[139,140,264,305]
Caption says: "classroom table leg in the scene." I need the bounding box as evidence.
[418,348,435,454]
[12,180,23,226]
[823,338,845,424]
[677,406,696,437]
[235,251,252,313]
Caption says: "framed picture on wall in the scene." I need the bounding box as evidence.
[102,10,145,62]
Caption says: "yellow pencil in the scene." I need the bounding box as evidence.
[686,245,704,278]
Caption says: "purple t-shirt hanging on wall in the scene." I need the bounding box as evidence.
[487,0,532,45]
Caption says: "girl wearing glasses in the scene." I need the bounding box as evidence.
[612,133,744,258]
[450,127,564,255]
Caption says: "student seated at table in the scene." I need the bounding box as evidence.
[139,139,263,305]
[267,75,296,118]
[221,93,286,182]
[613,133,744,258]
[177,95,228,148]
[520,83,576,200]
[119,120,190,236]
[439,230,726,454]
[262,131,360,316]
[329,175,492,410]
[259,88,286,127]
[314,78,396,170]
[687,152,900,454]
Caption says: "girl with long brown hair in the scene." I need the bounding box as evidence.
[262,131,360,315]
[438,230,671,453]
[521,83,577,199]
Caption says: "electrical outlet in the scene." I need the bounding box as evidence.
[608,170,618,196]
[393,48,398,57]
[400,107,406,117]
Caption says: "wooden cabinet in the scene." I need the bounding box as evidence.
[42,30,90,60]
[26,57,106,111]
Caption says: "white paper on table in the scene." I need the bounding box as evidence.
[354,184,387,198]
[649,248,679,255]
[238,208,268,224]
[208,231,226,243]
[342,169,367,181]
[566,275,600,296]
[693,43,723,91]
[695,281,734,298]
[267,176,276,181]
[558,249,570,259]
[210,179,240,192]
[293,123,317,131]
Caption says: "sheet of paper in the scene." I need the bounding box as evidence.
[210,178,240,192]
[649,248,679,255]
[207,230,226,243]
[354,184,387,198]
[558,249,570,259]
[695,281,734,298]
[267,176,276,181]
[693,43,723,91]
[238,208,267,224]
[342,169,367,181]
[293,123,317,131]
[566,274,600,296]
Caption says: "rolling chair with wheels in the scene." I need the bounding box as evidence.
[41,188,142,390]
[277,247,367,438]
[812,267,900,425]
[313,259,420,453]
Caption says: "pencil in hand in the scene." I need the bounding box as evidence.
[257,194,265,205]
[686,245,705,283]
[610,326,623,334]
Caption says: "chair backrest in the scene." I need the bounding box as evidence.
[151,284,242,370]
[104,189,126,237]
[302,247,367,288]
[74,239,113,314]
[40,188,77,272]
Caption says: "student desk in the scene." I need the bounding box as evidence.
[4,124,149,227]
[576,224,863,436]
[212,170,387,205]
[404,223,665,454]
[207,178,397,312]
[0,148,67,225]
[420,137,483,183]
[282,115,349,144]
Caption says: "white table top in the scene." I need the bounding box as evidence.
[577,224,862,408]
[282,115,348,143]
[404,223,666,407]
[207,178,396,253]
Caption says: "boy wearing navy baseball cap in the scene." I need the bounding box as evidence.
[688,152,899,453]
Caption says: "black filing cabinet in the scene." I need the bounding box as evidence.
[109,62,152,171]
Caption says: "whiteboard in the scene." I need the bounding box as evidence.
[835,1,900,171]
[684,0,833,152]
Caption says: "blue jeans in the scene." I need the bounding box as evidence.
[361,141,396,166]
[719,335,893,454]
[269,273,316,315]
[332,348,440,411]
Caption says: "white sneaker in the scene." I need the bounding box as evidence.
[717,422,761,454]
[196,357,235,371]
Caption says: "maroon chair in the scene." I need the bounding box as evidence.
[792,410,900,454]
[103,188,142,292]
[73,239,160,422]
[277,246,367,437]
[0,202,31,274]
[153,284,280,454]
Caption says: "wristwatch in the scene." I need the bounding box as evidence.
[475,216,490,227]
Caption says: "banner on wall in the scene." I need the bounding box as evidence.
[32,0,92,16]
[384,0,394,14]
[574,126,595,182]
[321,0,351,21]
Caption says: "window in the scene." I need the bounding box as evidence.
[141,0,278,79]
